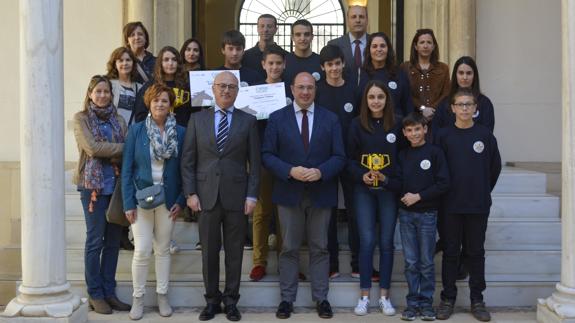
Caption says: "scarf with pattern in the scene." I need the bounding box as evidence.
[146,113,178,161]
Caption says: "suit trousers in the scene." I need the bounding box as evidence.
[278,193,331,303]
[252,167,282,267]
[131,204,174,297]
[199,200,246,306]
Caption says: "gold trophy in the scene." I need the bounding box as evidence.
[361,153,390,188]
[172,88,190,110]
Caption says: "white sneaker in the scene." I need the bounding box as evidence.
[354,297,369,316]
[379,296,396,316]
[169,240,180,254]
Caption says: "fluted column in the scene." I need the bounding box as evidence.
[448,0,476,66]
[537,1,575,321]
[0,0,86,321]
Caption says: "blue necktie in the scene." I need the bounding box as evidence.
[216,110,229,152]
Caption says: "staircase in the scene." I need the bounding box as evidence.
[0,166,561,308]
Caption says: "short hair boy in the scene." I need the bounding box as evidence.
[283,19,322,87]
[216,30,262,85]
[397,112,450,321]
[435,88,502,322]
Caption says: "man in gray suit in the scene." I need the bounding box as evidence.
[327,5,369,85]
[181,71,260,321]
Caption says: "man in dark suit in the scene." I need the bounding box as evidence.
[262,72,346,319]
[327,5,369,85]
[181,71,260,321]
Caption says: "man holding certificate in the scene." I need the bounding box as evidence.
[262,72,346,319]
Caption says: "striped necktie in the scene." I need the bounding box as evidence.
[216,110,229,152]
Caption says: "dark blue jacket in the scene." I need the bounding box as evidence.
[262,104,346,208]
[121,121,186,211]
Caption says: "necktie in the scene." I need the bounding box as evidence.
[354,39,362,68]
[216,110,229,152]
[301,109,309,152]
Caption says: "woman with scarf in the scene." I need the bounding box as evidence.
[121,83,186,320]
[72,75,130,314]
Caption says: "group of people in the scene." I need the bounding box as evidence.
[72,5,501,323]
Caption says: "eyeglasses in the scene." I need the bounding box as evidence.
[452,102,476,109]
[214,83,238,91]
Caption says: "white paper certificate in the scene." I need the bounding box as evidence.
[189,70,241,107]
[235,83,288,120]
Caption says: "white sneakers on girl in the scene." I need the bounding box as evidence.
[354,296,369,316]
[379,296,396,316]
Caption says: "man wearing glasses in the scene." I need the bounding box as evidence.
[262,72,346,319]
[181,71,260,321]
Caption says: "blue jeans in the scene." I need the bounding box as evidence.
[80,189,123,299]
[354,185,397,290]
[399,208,437,308]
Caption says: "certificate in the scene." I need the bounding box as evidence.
[189,70,241,107]
[235,82,288,120]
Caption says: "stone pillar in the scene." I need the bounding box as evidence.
[448,0,475,67]
[537,1,575,321]
[0,0,86,321]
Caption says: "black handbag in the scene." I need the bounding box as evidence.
[106,178,130,226]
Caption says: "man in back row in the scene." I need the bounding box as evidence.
[242,14,288,80]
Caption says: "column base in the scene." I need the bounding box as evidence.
[537,283,575,322]
[1,290,85,322]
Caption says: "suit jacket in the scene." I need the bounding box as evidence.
[181,107,261,211]
[262,104,346,208]
[328,33,369,84]
[121,121,186,211]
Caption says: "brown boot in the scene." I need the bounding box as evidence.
[105,296,131,311]
[89,297,112,314]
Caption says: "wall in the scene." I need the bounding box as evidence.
[477,0,561,162]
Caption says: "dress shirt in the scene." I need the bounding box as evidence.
[348,32,367,64]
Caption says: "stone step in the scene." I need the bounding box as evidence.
[64,276,555,308]
[492,167,547,194]
[60,246,559,282]
[64,216,561,251]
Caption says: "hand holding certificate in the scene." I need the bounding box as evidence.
[235,82,288,120]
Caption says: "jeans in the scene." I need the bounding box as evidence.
[328,175,358,271]
[354,184,397,290]
[440,213,488,303]
[399,208,437,308]
[80,189,122,299]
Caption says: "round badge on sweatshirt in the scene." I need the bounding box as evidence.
[312,72,321,81]
[286,97,293,105]
[386,133,396,143]
[388,81,397,90]
[473,141,485,153]
[473,110,480,118]
[344,102,354,113]
[240,81,249,87]
[420,159,431,170]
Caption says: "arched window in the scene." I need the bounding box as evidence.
[239,0,345,52]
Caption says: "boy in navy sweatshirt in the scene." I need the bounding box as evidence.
[435,88,501,322]
[397,112,449,321]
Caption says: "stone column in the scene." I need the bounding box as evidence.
[447,0,475,67]
[0,0,86,321]
[537,1,575,322]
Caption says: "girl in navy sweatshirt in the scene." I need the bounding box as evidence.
[348,80,404,316]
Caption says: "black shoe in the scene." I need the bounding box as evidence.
[436,300,454,320]
[105,296,131,311]
[276,301,293,319]
[224,304,242,321]
[316,300,333,319]
[471,302,491,322]
[199,303,222,321]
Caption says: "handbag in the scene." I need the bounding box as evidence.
[106,178,130,227]
[135,181,165,210]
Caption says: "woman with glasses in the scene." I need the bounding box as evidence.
[72,75,130,314]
